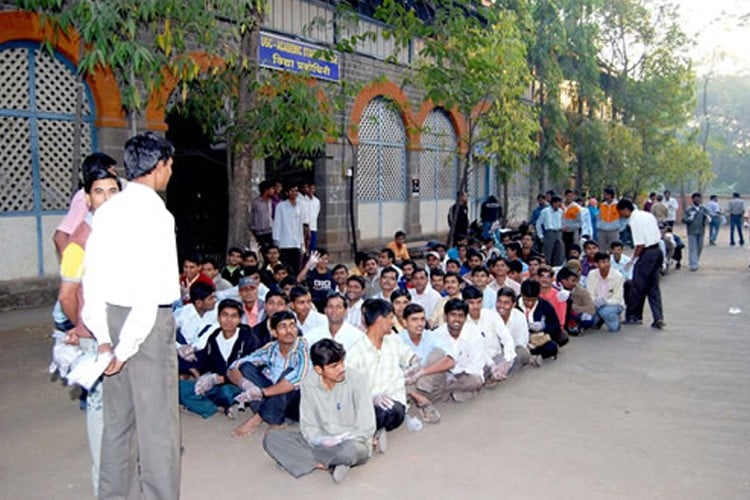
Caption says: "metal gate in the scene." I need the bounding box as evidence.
[419,109,458,234]
[0,42,96,279]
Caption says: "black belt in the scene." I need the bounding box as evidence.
[158,304,173,308]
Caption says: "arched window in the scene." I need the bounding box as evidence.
[356,97,407,240]
[419,109,458,233]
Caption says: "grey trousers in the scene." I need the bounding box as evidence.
[445,373,484,402]
[99,305,181,500]
[514,345,531,366]
[263,429,370,478]
[543,230,565,267]
[406,348,448,403]
[597,229,621,253]
[688,233,704,270]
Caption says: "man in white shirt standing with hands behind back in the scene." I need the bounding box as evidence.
[83,132,182,500]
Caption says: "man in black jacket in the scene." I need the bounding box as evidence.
[448,191,470,246]
[178,299,265,418]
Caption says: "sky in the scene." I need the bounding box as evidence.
[675,0,750,75]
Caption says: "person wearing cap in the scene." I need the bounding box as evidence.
[228,310,310,437]
[617,198,665,329]
[425,250,442,276]
[238,274,265,328]
[82,132,181,499]
[585,252,625,332]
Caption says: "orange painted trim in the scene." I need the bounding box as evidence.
[415,100,468,154]
[145,51,227,131]
[0,11,127,128]
[347,79,416,147]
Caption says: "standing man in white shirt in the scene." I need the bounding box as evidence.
[306,183,322,253]
[663,190,679,229]
[617,199,665,329]
[273,183,304,275]
[82,132,181,499]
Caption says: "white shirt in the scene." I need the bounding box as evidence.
[82,182,180,361]
[482,287,497,310]
[627,209,661,247]
[305,321,365,352]
[216,328,239,362]
[664,197,679,221]
[500,308,529,348]
[297,310,328,336]
[488,277,521,297]
[174,305,218,350]
[433,323,489,380]
[346,334,415,405]
[346,298,364,330]
[464,309,516,363]
[272,200,303,249]
[409,286,442,319]
[306,195,321,231]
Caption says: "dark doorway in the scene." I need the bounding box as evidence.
[165,109,228,265]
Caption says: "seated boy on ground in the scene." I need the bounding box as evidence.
[263,339,375,484]
[398,303,455,423]
[227,311,310,437]
[179,299,263,419]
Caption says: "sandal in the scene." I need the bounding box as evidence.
[418,402,441,424]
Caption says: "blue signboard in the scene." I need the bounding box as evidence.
[258,31,339,82]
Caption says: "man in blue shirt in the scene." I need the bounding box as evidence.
[535,195,565,266]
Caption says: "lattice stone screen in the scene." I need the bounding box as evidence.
[0,45,95,214]
[419,109,457,233]
[356,97,407,239]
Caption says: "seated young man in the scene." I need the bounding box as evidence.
[517,280,564,358]
[429,268,446,296]
[386,230,411,265]
[398,259,416,290]
[289,285,328,335]
[527,256,544,282]
[487,257,521,296]
[305,292,366,351]
[556,266,596,335]
[179,253,215,304]
[332,264,349,294]
[263,245,282,273]
[585,252,626,332]
[430,271,463,328]
[389,289,411,334]
[263,339,376,483]
[221,246,244,286]
[468,266,496,310]
[433,299,488,402]
[537,265,568,328]
[346,299,416,452]
[238,275,265,328]
[243,249,260,268]
[461,249,484,277]
[252,289,289,346]
[228,311,310,437]
[345,275,366,330]
[298,249,334,313]
[201,256,233,291]
[408,267,441,319]
[179,299,264,419]
[398,303,456,423]
[461,286,516,384]
[375,266,400,301]
[495,287,541,367]
[580,239,600,282]
[378,248,403,278]
[506,259,525,284]
[174,281,218,377]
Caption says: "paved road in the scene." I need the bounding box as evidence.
[1,243,749,499]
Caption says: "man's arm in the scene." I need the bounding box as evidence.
[421,354,455,376]
[53,230,70,259]
[58,282,80,326]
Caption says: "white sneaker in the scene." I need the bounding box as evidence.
[332,464,350,483]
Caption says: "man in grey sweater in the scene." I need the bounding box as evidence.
[263,338,375,483]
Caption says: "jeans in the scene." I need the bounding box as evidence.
[729,214,745,245]
[239,363,301,425]
[596,304,624,332]
[179,380,241,418]
[709,217,721,243]
[687,233,704,270]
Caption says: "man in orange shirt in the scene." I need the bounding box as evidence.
[386,231,411,265]
[597,188,622,252]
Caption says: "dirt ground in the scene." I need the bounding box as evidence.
[1,242,749,499]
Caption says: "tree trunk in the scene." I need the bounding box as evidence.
[227,18,261,249]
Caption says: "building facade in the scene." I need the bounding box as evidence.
[0,1,530,281]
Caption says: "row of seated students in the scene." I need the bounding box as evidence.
[172,234,631,483]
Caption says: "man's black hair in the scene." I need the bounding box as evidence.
[594,251,610,262]
[430,268,446,278]
[227,246,243,256]
[380,266,399,280]
[217,298,242,316]
[389,288,411,303]
[380,247,396,262]
[347,275,366,288]
[362,298,393,327]
[265,288,289,304]
[616,199,634,211]
[310,338,346,368]
[123,132,174,180]
[461,285,482,300]
[183,252,202,265]
[507,259,523,274]
[521,279,541,298]
[411,267,428,279]
[325,291,348,309]
[443,298,468,315]
[270,310,297,330]
[289,285,311,302]
[497,286,516,301]
[83,168,119,194]
[403,303,425,320]
[189,281,215,303]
